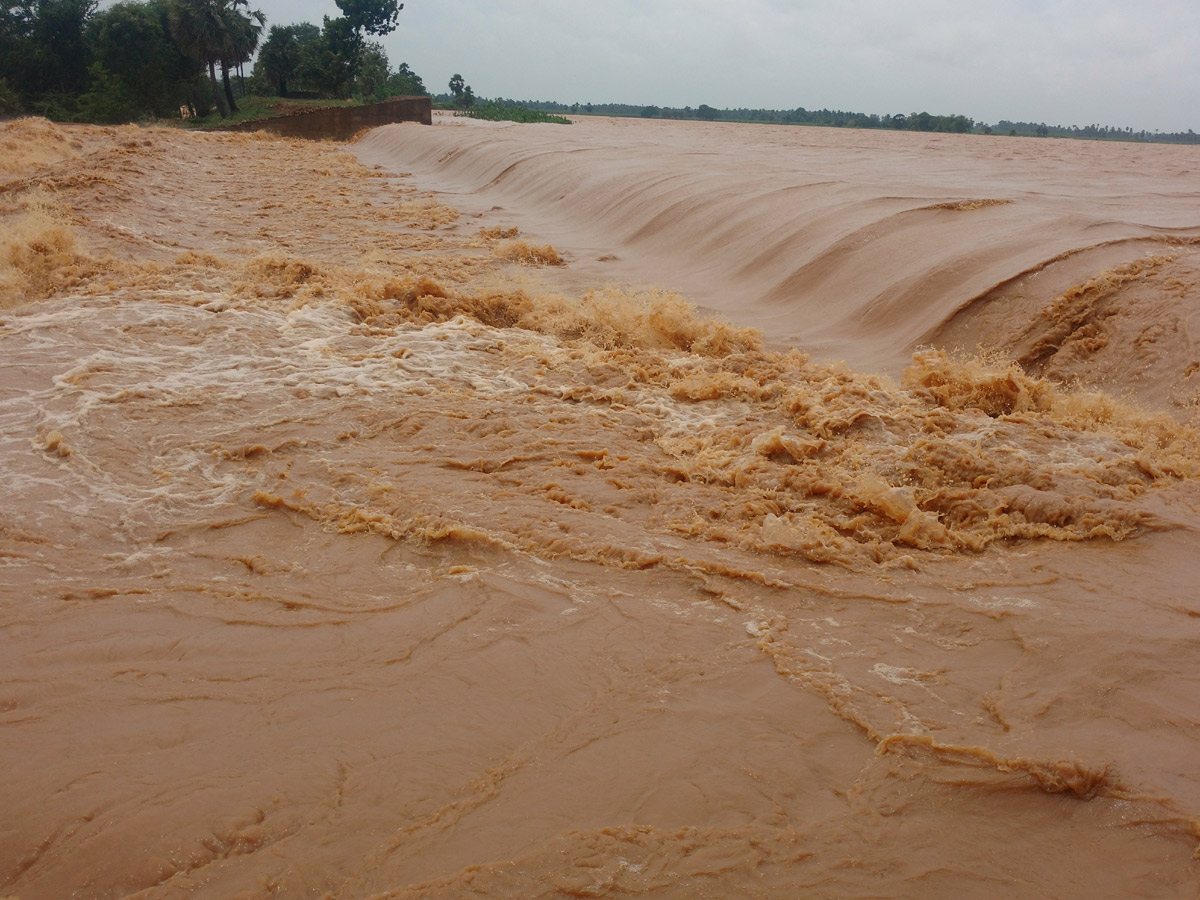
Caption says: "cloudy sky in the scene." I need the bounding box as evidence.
[248,0,1200,132]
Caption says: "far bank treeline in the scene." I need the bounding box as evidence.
[488,100,1198,145]
[0,0,427,122]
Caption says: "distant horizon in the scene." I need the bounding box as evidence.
[224,0,1200,135]
[73,0,1200,134]
[430,94,1198,137]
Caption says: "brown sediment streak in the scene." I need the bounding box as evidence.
[749,615,900,738]
[6,117,1200,900]
[359,825,815,900]
[876,733,1117,800]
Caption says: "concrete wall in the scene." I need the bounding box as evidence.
[220,96,431,141]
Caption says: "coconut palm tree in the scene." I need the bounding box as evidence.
[236,8,266,94]
[218,0,264,113]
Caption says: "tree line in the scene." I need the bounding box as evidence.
[478,98,1199,144]
[992,119,1198,144]
[0,0,427,122]
[479,99,979,134]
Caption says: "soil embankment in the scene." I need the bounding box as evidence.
[220,95,432,141]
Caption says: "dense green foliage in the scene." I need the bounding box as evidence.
[81,0,194,120]
[3,0,104,118]
[0,0,427,122]
[256,22,312,98]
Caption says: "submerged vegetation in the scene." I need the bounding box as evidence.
[459,102,571,126]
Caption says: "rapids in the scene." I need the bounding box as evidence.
[2,115,1200,900]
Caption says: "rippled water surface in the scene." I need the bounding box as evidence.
[2,115,1200,899]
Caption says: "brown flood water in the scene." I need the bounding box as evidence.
[2,114,1200,899]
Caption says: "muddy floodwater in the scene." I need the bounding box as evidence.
[2,114,1200,899]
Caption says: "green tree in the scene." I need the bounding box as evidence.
[1,2,39,110]
[32,0,97,97]
[447,72,476,108]
[335,0,401,37]
[328,0,400,86]
[216,0,263,112]
[696,103,718,120]
[1,0,97,113]
[85,0,193,119]
[908,111,933,131]
[256,23,299,96]
[254,20,321,95]
[384,60,425,96]
[74,59,136,121]
[0,76,20,115]
[300,15,355,97]
[354,39,388,99]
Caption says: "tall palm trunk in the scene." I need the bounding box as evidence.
[208,59,229,117]
[221,63,239,113]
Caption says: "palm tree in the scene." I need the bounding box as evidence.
[236,9,266,95]
[169,0,231,117]
[218,0,264,113]
[258,24,299,97]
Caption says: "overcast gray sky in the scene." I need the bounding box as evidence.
[250,0,1200,131]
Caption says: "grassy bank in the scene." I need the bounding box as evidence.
[181,96,356,130]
